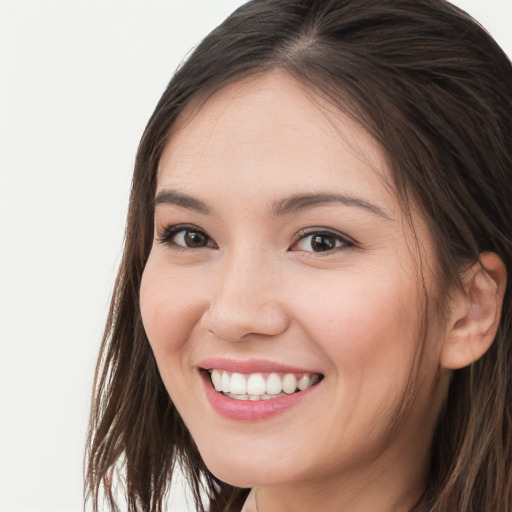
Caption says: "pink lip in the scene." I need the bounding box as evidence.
[198,357,320,375]
[201,375,318,421]
[199,361,322,421]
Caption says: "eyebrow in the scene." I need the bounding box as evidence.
[154,189,390,220]
[271,193,391,219]
[155,189,210,214]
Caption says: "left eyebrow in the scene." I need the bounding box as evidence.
[270,193,391,220]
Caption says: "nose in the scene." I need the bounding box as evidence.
[200,250,290,342]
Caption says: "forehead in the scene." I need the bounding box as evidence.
[157,71,394,213]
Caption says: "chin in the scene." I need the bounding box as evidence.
[197,441,299,488]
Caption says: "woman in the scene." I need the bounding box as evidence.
[86,1,512,511]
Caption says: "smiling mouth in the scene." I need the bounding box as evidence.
[206,369,323,401]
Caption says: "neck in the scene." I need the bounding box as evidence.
[254,478,424,512]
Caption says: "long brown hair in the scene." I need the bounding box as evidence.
[85,1,512,510]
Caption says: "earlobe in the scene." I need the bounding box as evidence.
[440,252,507,370]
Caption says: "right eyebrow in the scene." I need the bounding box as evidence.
[154,189,211,215]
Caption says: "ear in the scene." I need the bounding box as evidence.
[440,252,507,370]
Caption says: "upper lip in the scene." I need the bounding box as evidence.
[198,357,322,375]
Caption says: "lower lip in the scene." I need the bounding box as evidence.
[201,372,319,421]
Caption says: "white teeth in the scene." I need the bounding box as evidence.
[282,373,298,394]
[225,392,288,401]
[230,373,247,394]
[247,373,266,395]
[266,373,282,394]
[209,369,320,400]
[211,369,222,391]
[298,373,315,391]
[224,393,249,401]
[221,371,231,393]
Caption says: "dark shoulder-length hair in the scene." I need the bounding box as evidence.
[86,1,512,511]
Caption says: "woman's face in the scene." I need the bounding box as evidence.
[140,72,450,494]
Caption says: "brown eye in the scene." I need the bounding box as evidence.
[292,230,352,253]
[310,234,337,252]
[183,230,209,247]
[159,225,215,249]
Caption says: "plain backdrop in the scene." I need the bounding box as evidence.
[1,1,511,511]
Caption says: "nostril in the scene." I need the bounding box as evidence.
[200,300,290,341]
[204,326,247,343]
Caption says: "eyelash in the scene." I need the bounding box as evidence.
[157,224,217,251]
[157,224,355,254]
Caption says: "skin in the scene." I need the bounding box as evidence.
[140,71,455,512]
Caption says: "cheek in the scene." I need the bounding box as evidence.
[291,268,421,374]
[286,270,426,444]
[139,256,207,362]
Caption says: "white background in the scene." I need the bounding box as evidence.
[1,1,511,511]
